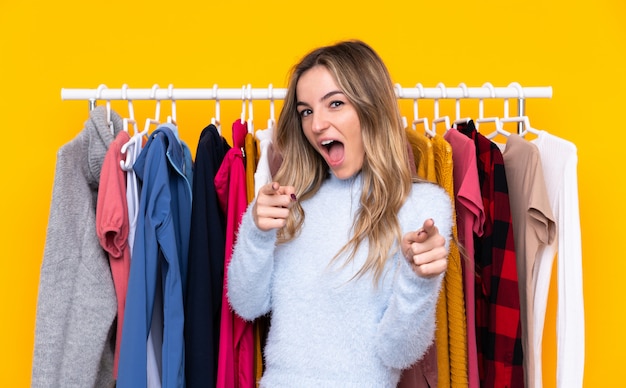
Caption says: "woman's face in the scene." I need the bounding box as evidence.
[296,65,365,180]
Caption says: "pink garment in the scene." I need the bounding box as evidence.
[444,128,484,388]
[216,120,255,388]
[95,130,132,379]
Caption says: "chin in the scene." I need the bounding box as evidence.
[330,166,360,180]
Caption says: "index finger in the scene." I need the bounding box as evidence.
[420,218,438,236]
[409,219,438,244]
[259,181,280,196]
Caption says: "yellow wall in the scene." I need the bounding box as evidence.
[1,1,624,386]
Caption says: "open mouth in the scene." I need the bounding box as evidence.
[321,139,345,166]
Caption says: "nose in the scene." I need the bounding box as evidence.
[311,111,330,133]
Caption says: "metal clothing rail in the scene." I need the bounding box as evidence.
[61,83,552,102]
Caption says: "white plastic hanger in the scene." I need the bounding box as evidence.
[501,82,540,138]
[452,83,471,128]
[142,84,161,135]
[247,84,254,134]
[211,84,221,133]
[96,84,115,135]
[120,85,158,171]
[267,83,276,130]
[240,85,247,125]
[430,83,450,137]
[167,84,177,125]
[411,84,430,134]
[475,82,510,139]
[121,84,139,135]
[395,84,408,129]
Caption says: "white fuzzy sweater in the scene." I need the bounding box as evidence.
[227,172,452,388]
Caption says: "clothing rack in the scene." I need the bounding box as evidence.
[61,83,552,102]
[61,83,552,133]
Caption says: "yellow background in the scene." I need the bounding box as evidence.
[1,1,624,386]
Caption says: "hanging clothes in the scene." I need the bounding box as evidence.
[254,126,274,196]
[456,121,524,388]
[96,129,132,379]
[118,130,162,388]
[406,128,436,182]
[32,106,123,388]
[399,128,439,388]
[251,125,275,386]
[497,133,556,388]
[531,131,584,388]
[245,131,258,202]
[185,124,231,388]
[431,133,469,388]
[117,123,193,388]
[216,119,255,388]
[443,128,484,388]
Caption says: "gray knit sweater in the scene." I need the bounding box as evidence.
[227,172,453,388]
[32,107,123,388]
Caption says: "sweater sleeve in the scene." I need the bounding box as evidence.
[375,182,453,369]
[375,259,444,369]
[226,203,277,320]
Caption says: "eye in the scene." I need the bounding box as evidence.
[299,108,312,117]
[330,100,344,108]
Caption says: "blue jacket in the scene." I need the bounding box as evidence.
[118,124,193,388]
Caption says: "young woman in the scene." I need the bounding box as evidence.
[227,40,453,387]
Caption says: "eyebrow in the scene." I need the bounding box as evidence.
[296,90,344,108]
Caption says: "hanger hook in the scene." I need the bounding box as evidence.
[121,83,128,100]
[482,82,496,98]
[394,83,404,98]
[91,84,107,111]
[436,82,447,99]
[142,84,160,134]
[212,84,221,130]
[167,84,177,124]
[121,84,138,134]
[247,84,254,133]
[95,84,107,100]
[455,82,469,120]
[508,82,524,99]
[268,83,275,129]
[412,96,418,128]
[415,83,425,98]
[394,84,407,128]
[151,84,161,122]
[412,83,430,132]
[97,84,114,134]
[240,85,246,124]
[458,82,469,98]
[433,83,446,119]
[478,82,496,122]
[122,84,135,122]
[508,82,526,132]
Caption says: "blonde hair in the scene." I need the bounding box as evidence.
[273,40,413,283]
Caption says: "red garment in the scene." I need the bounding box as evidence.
[457,121,524,388]
[95,130,131,378]
[216,120,255,388]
